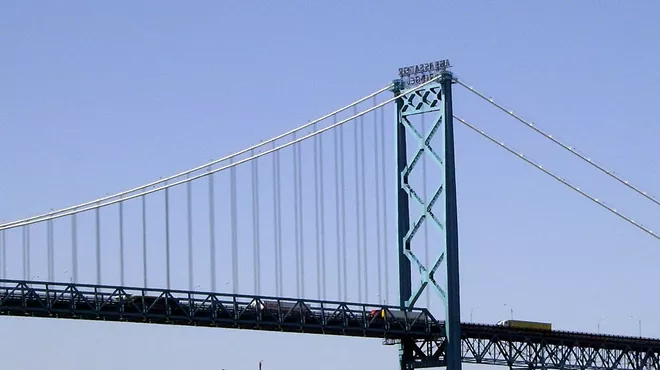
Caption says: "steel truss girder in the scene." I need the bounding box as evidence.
[459,334,660,370]
[3,279,659,370]
[0,279,439,338]
[389,327,660,370]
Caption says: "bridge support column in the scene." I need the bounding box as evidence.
[393,70,461,370]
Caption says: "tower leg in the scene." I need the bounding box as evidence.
[441,73,462,370]
[395,79,414,370]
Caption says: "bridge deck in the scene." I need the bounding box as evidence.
[0,280,657,370]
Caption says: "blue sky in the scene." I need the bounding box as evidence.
[2,1,660,370]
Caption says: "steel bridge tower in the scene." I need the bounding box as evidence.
[393,68,461,370]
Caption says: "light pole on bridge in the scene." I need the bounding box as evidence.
[598,316,606,334]
[630,315,642,337]
[504,303,513,320]
[470,306,479,322]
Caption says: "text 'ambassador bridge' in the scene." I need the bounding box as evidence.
[1,61,660,370]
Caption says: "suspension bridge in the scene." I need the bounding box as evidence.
[0,62,658,370]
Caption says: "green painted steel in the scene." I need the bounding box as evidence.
[393,71,461,370]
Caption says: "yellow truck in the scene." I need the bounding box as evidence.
[497,319,552,331]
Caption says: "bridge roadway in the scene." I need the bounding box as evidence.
[0,279,657,370]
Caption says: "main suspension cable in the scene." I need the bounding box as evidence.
[454,115,659,241]
[453,77,660,209]
[0,83,395,229]
[1,75,446,229]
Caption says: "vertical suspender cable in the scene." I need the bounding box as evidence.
[44,222,48,281]
[0,229,5,280]
[297,135,305,297]
[256,151,262,295]
[230,157,239,294]
[0,230,5,281]
[120,201,125,286]
[49,221,53,281]
[319,123,327,300]
[354,106,363,302]
[22,227,27,280]
[360,111,368,301]
[96,205,101,285]
[119,201,125,286]
[333,116,342,300]
[340,117,348,301]
[314,124,321,299]
[187,174,193,291]
[252,148,261,295]
[165,186,171,289]
[380,105,389,305]
[373,97,383,302]
[142,195,148,288]
[275,143,284,296]
[47,219,53,281]
[293,132,301,297]
[26,225,31,280]
[72,214,77,283]
[49,221,53,280]
[272,144,280,296]
[208,169,217,292]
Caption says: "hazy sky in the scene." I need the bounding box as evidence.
[2,1,660,370]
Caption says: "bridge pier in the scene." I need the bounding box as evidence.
[393,68,461,370]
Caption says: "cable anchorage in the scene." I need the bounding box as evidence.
[453,76,660,210]
[454,114,659,241]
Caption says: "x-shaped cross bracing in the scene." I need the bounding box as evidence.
[399,106,447,309]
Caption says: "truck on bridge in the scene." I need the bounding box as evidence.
[497,319,552,331]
